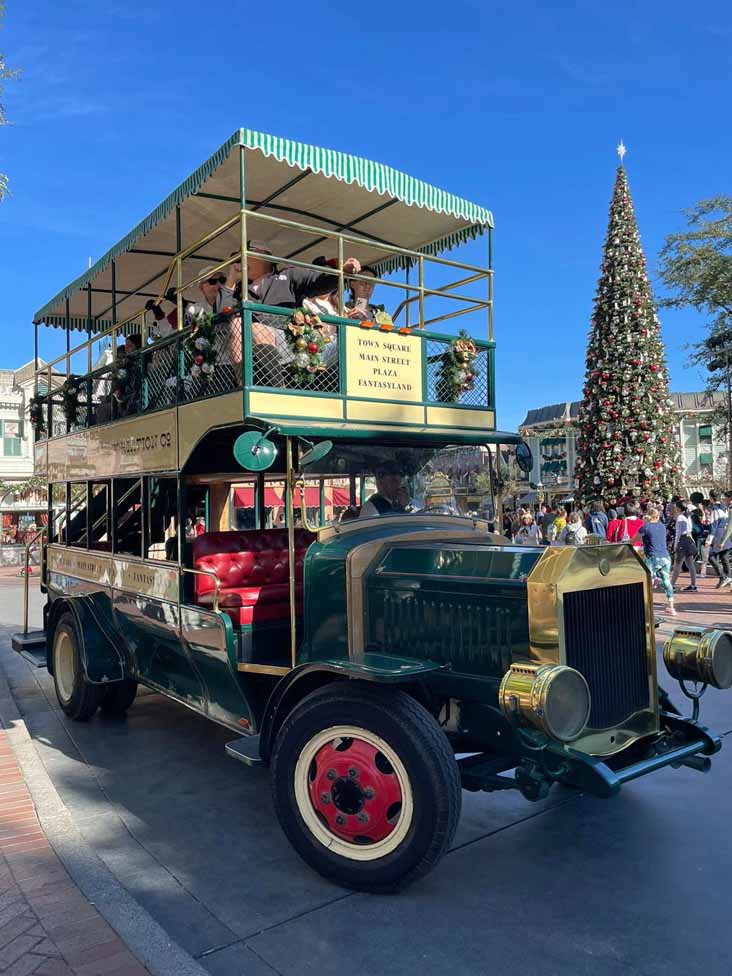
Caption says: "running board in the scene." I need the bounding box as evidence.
[225,735,263,767]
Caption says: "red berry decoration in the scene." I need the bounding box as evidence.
[194,354,204,366]
[649,364,658,372]
[307,342,319,354]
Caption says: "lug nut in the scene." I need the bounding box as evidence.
[363,787,375,800]
[326,769,337,781]
[357,812,369,824]
[335,814,346,826]
[319,793,330,804]
[348,767,359,779]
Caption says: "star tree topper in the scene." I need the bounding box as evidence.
[617,139,627,163]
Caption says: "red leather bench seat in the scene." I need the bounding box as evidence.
[192,529,314,627]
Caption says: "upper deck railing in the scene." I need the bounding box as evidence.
[32,303,495,440]
[32,206,495,442]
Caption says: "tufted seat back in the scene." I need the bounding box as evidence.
[192,529,314,627]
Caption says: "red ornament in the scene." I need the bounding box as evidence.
[649,364,658,372]
[307,342,319,354]
[194,354,204,366]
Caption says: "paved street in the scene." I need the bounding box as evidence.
[0,578,730,976]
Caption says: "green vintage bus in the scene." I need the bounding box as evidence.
[22,130,732,892]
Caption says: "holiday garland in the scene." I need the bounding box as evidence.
[60,376,81,428]
[28,396,45,437]
[185,306,225,381]
[111,355,133,402]
[284,309,329,386]
[435,331,479,402]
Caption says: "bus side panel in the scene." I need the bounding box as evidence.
[181,606,255,731]
[113,592,205,708]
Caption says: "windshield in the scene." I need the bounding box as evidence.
[297,441,495,527]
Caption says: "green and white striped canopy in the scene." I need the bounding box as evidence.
[34,128,493,331]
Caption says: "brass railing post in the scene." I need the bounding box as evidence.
[22,528,45,636]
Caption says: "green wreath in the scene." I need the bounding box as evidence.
[284,309,329,386]
[435,330,479,402]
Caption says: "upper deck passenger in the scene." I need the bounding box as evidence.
[246,241,361,307]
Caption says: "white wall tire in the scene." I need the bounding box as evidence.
[272,683,461,893]
[51,613,102,721]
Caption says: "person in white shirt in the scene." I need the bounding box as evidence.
[670,500,698,591]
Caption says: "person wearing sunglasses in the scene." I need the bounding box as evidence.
[197,268,229,314]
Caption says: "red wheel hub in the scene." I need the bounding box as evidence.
[308,736,403,844]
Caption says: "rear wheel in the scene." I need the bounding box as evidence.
[100,679,138,716]
[271,683,461,893]
[51,614,102,721]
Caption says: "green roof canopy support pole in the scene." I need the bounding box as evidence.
[239,144,248,303]
[86,285,93,372]
[319,478,325,528]
[418,255,424,329]
[405,267,411,329]
[285,437,296,669]
[488,227,494,342]
[337,236,344,316]
[33,324,38,396]
[175,206,183,333]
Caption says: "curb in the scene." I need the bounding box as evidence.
[0,659,210,976]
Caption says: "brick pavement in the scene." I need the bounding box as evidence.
[0,731,149,976]
[652,571,732,630]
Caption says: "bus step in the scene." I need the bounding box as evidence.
[225,735,263,767]
[12,632,47,667]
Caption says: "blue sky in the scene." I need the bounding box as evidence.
[1,0,729,432]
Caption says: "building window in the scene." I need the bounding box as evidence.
[2,420,22,457]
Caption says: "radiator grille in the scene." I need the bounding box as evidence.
[563,583,649,729]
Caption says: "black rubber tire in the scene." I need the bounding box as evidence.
[271,683,461,893]
[51,613,102,721]
[100,679,138,716]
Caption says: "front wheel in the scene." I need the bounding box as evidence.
[271,683,461,893]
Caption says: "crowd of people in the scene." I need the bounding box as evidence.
[503,489,732,615]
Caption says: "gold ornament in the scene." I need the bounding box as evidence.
[295,337,307,351]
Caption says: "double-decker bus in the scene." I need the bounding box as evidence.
[22,129,732,892]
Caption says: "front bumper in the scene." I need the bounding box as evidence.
[546,714,722,799]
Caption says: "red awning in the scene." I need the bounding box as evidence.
[233,486,351,508]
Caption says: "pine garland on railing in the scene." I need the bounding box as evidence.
[111,355,133,403]
[185,306,222,381]
[28,396,45,437]
[435,331,479,402]
[60,376,81,427]
[284,309,329,386]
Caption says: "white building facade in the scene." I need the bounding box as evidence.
[519,392,727,502]
[0,361,48,557]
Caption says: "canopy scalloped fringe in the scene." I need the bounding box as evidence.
[35,128,492,325]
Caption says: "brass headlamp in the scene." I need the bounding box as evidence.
[499,663,591,743]
[663,628,732,690]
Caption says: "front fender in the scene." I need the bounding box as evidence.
[46,594,126,684]
[258,655,443,763]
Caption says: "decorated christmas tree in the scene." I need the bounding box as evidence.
[575,145,682,502]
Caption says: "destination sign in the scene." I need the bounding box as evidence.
[346,330,423,403]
